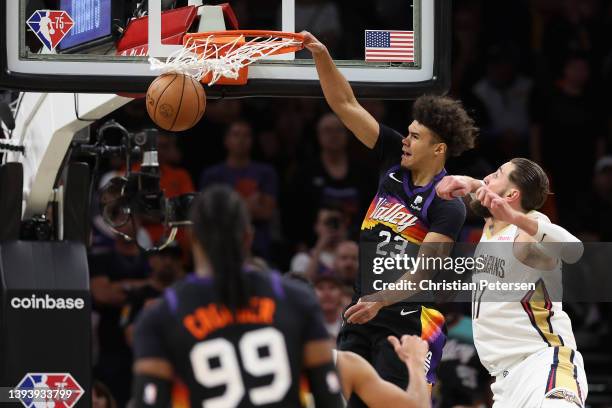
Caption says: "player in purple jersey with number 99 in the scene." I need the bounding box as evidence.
[130,186,344,408]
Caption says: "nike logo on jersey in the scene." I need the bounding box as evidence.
[369,197,418,232]
[389,172,403,183]
[400,308,419,316]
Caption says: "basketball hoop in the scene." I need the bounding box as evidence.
[149,30,304,86]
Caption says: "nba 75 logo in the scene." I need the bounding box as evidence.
[12,373,84,408]
[26,10,74,51]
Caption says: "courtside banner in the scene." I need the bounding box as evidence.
[358,242,612,303]
[0,290,91,407]
[0,241,91,407]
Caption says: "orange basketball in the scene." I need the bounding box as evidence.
[146,73,206,132]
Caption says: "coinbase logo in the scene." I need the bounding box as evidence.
[10,294,85,310]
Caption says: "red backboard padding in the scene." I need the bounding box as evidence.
[219,3,240,30]
[116,6,198,54]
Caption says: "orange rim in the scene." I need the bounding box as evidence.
[184,30,305,55]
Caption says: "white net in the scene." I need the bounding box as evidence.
[149,33,302,85]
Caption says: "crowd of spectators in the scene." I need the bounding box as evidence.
[82,0,612,406]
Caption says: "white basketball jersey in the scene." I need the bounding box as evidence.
[472,212,577,377]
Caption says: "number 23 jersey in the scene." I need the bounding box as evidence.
[133,271,330,408]
[356,123,466,299]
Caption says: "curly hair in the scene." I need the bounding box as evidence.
[412,95,479,157]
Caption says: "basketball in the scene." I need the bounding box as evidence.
[146,72,206,132]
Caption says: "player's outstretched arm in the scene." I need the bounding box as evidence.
[303,339,345,407]
[388,335,431,407]
[474,187,584,263]
[302,31,380,149]
[526,217,583,263]
[436,175,483,200]
[337,336,430,408]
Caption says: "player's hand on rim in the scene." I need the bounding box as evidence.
[300,31,327,55]
[344,298,383,324]
[388,335,429,365]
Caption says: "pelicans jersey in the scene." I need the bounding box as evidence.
[338,123,466,402]
[472,212,587,407]
[133,271,330,408]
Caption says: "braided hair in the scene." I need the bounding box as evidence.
[189,185,250,310]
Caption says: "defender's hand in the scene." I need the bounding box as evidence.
[436,175,477,200]
[475,186,519,224]
[388,335,429,365]
[344,299,383,324]
[301,31,327,55]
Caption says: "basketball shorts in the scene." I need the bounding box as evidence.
[490,346,587,408]
[337,304,446,393]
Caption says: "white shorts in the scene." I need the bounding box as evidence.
[491,346,588,408]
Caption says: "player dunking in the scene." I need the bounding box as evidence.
[130,186,344,407]
[436,158,588,407]
[303,32,478,406]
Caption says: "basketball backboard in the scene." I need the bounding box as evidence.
[1,0,450,99]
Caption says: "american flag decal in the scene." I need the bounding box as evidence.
[365,30,415,62]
